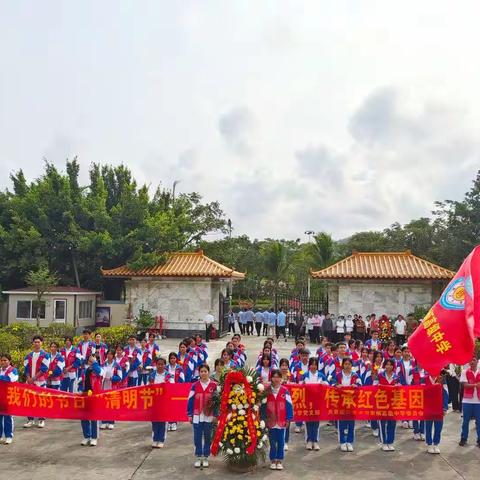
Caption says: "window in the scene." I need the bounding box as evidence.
[54,299,66,322]
[16,301,31,319]
[79,300,93,319]
[16,300,46,319]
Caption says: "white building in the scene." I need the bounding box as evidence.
[311,251,454,316]
[102,250,244,337]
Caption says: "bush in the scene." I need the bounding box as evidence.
[0,331,22,355]
[43,323,76,340]
[134,307,155,332]
[94,325,137,348]
[475,339,480,358]
[9,348,30,381]
[3,322,41,349]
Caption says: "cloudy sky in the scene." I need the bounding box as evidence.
[1,1,480,241]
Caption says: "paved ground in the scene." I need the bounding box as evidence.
[1,334,479,480]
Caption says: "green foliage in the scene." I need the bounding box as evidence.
[134,307,155,332]
[3,323,41,349]
[0,331,22,355]
[26,265,58,295]
[94,325,137,348]
[475,339,480,359]
[9,348,30,380]
[412,305,431,320]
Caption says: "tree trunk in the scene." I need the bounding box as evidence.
[72,252,81,287]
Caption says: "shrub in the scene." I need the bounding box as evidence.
[0,331,22,355]
[134,307,155,332]
[9,348,30,381]
[94,325,137,348]
[475,339,480,358]
[43,323,76,340]
[3,323,41,349]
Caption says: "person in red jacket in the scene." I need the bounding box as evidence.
[459,357,480,447]
[261,369,294,471]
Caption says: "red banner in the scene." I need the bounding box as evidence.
[287,384,443,421]
[0,382,191,421]
[0,382,442,421]
[409,246,480,375]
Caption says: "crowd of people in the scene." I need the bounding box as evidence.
[0,325,479,472]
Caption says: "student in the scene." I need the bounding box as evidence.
[231,335,247,367]
[178,342,195,382]
[139,338,153,386]
[333,358,361,452]
[257,354,272,384]
[147,333,161,364]
[276,308,287,341]
[76,329,96,376]
[254,309,264,336]
[0,353,19,444]
[195,335,208,365]
[261,369,294,470]
[149,358,170,448]
[114,344,130,387]
[80,354,103,446]
[383,341,397,361]
[376,359,399,451]
[211,358,225,382]
[365,330,382,351]
[124,336,142,387]
[23,335,50,428]
[279,358,293,451]
[47,342,65,390]
[187,364,217,468]
[423,369,449,454]
[100,349,124,430]
[301,357,328,450]
[94,333,108,365]
[166,352,185,432]
[394,315,407,346]
[61,337,80,392]
[335,315,345,343]
[220,348,237,368]
[458,357,480,447]
[262,309,270,335]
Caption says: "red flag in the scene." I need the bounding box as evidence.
[408,246,480,375]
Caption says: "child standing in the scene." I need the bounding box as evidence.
[60,337,80,392]
[100,349,124,430]
[149,358,170,448]
[47,342,65,390]
[187,364,217,468]
[80,354,103,446]
[376,359,399,451]
[0,354,19,444]
[301,357,328,451]
[262,369,294,470]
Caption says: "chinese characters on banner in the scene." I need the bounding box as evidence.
[287,383,443,421]
[0,382,442,421]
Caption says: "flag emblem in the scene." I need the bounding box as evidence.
[440,277,465,310]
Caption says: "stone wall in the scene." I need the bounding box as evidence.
[125,278,228,336]
[328,281,434,316]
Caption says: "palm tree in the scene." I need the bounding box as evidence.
[310,232,336,269]
[261,241,291,307]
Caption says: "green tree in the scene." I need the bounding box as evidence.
[26,265,58,326]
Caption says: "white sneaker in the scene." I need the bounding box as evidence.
[388,444,395,451]
[276,462,284,470]
[37,420,45,428]
[90,439,97,446]
[4,438,12,445]
[372,429,379,437]
[433,445,440,454]
[294,426,301,433]
[270,463,277,470]
[108,424,114,430]
[346,443,354,452]
[0,438,5,444]
[382,444,390,451]
[202,458,209,468]
[158,442,164,448]
[427,445,435,454]
[100,424,107,430]
[402,421,409,429]
[413,433,421,441]
[81,438,91,446]
[152,441,159,448]
[284,443,289,451]
[306,441,313,450]
[171,423,177,431]
[194,458,202,468]
[420,434,425,441]
[313,442,320,451]
[23,420,35,428]
[340,443,348,452]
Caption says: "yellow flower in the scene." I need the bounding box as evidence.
[257,431,261,437]
[87,390,93,396]
[238,435,243,440]
[230,439,235,444]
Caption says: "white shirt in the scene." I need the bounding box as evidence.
[336,319,345,333]
[261,367,270,383]
[460,368,480,404]
[341,373,352,386]
[394,319,407,335]
[345,319,354,332]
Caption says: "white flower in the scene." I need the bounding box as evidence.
[252,414,256,420]
[239,409,246,416]
[234,447,240,454]
[216,386,222,393]
[260,420,265,429]
[243,403,249,409]
[327,375,332,382]
[219,442,223,447]
[261,398,267,404]
[257,442,263,449]
[226,448,233,455]
[262,435,268,442]
[257,383,265,392]
[227,413,232,420]
[231,404,237,410]
[253,405,259,411]
[246,375,253,383]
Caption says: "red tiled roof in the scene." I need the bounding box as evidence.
[311,251,455,280]
[101,250,245,279]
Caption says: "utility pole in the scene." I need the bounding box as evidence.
[304,230,315,299]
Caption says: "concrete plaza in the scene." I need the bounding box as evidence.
[1,334,478,480]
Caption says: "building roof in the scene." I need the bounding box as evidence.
[101,250,245,279]
[2,286,101,295]
[310,251,455,280]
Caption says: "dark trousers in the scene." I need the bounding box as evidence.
[239,323,246,334]
[323,331,334,342]
[228,322,236,333]
[205,324,211,342]
[356,332,365,342]
[446,375,461,411]
[193,422,212,457]
[288,322,296,338]
[396,334,406,346]
[312,326,320,343]
[247,321,254,335]
[277,325,286,339]
[61,377,75,392]
[255,322,262,336]
[152,422,166,442]
[262,323,268,335]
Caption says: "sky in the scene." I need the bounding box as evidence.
[1,1,480,241]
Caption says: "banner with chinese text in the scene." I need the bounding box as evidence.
[0,382,443,421]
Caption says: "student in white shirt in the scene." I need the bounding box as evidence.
[394,315,407,345]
